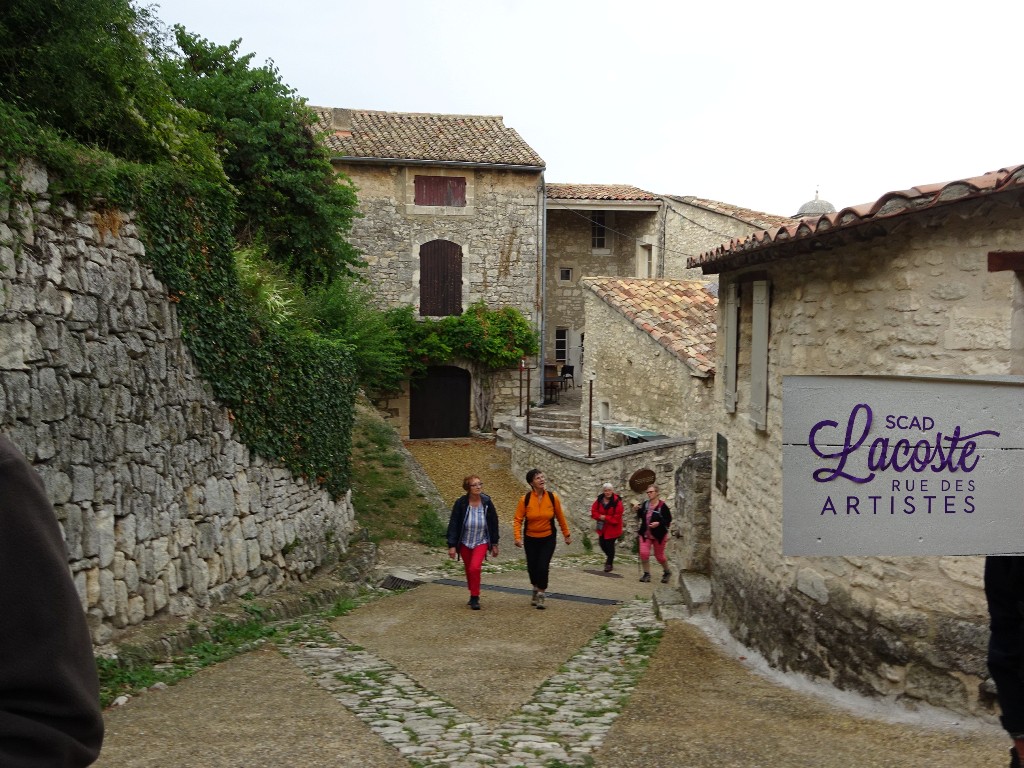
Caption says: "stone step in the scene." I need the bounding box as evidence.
[527,412,580,426]
[528,425,582,439]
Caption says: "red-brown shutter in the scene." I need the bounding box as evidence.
[420,240,463,316]
[414,176,466,207]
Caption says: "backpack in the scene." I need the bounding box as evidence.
[522,489,560,536]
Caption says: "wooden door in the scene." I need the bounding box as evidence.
[409,366,470,438]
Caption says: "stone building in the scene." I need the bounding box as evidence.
[544,184,790,380]
[579,277,717,452]
[312,106,546,438]
[687,163,1024,718]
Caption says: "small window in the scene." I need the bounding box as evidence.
[414,175,466,207]
[559,267,573,282]
[555,329,568,363]
[591,211,607,249]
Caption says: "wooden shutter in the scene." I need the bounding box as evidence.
[723,281,738,413]
[414,176,466,207]
[420,240,463,316]
[750,280,769,431]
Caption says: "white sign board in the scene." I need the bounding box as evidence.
[783,375,1024,556]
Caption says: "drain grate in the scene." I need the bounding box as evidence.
[432,578,620,605]
[379,570,424,591]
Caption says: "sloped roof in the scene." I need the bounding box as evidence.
[310,106,545,168]
[581,277,717,376]
[547,184,659,201]
[689,164,1024,274]
[669,195,797,231]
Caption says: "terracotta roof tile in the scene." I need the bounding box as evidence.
[311,106,545,168]
[581,278,718,376]
[669,195,796,230]
[689,164,1024,273]
[547,184,658,201]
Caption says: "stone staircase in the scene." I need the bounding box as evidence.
[525,408,582,440]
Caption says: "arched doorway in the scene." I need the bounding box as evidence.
[409,366,470,438]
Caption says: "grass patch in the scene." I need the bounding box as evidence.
[349,406,445,545]
[98,615,280,707]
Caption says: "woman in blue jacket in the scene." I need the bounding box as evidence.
[446,475,500,610]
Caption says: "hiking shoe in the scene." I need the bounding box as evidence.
[531,589,538,606]
[603,562,613,572]
[535,592,546,610]
[661,571,671,584]
[639,572,651,583]
[469,596,480,610]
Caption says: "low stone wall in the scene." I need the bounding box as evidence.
[1,160,357,644]
[509,427,697,573]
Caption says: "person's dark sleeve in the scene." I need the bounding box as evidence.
[662,503,672,527]
[0,436,104,767]
[446,497,462,548]
[486,499,500,546]
[986,555,1024,734]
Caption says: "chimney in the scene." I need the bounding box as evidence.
[331,108,352,138]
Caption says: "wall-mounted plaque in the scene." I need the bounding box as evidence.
[629,468,656,493]
[783,375,1024,556]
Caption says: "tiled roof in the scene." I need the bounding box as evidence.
[581,277,717,376]
[689,164,1024,274]
[547,184,658,201]
[310,106,545,168]
[669,195,796,231]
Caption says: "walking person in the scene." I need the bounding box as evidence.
[446,475,499,610]
[635,483,672,584]
[984,555,1024,767]
[513,469,571,609]
[591,482,624,572]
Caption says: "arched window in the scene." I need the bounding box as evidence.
[419,239,462,316]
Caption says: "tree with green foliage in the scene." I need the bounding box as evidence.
[0,0,219,179]
[158,28,361,287]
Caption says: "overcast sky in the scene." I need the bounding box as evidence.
[150,0,1023,217]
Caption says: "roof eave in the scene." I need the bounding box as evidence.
[548,199,661,212]
[331,155,545,173]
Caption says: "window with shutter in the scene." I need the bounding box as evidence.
[414,176,467,207]
[419,239,463,316]
[723,282,738,413]
[750,280,769,431]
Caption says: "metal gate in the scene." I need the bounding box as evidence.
[409,366,470,439]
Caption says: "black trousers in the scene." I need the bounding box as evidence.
[598,535,617,565]
[986,556,1024,735]
[524,534,557,591]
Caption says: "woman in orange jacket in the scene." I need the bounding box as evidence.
[513,468,571,610]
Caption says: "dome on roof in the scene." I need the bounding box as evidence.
[795,190,836,219]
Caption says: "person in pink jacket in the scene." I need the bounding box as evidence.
[590,482,624,572]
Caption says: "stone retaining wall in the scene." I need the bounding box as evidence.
[0,160,357,645]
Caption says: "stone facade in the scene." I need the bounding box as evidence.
[0,160,357,645]
[337,164,543,318]
[579,287,715,452]
[705,199,1024,719]
[336,161,543,433]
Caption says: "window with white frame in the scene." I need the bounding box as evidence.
[591,211,606,249]
[555,328,568,362]
[559,267,573,282]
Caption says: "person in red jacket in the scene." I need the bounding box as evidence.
[0,435,104,767]
[590,482,624,572]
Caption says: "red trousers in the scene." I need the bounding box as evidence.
[459,543,489,597]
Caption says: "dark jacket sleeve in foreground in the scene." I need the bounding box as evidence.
[0,436,104,767]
